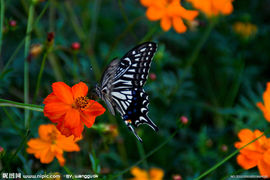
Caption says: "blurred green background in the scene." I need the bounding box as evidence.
[0,0,270,179]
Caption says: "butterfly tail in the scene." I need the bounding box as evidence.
[144,116,159,132]
[127,124,143,142]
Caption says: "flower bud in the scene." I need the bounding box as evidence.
[149,73,157,81]
[9,20,17,27]
[71,42,81,51]
[221,144,228,152]
[180,116,188,125]
[172,174,182,180]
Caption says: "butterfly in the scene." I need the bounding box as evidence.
[96,42,159,142]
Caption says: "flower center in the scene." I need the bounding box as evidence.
[73,96,89,109]
[48,129,57,144]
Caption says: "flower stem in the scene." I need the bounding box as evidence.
[169,20,216,99]
[0,99,43,112]
[24,2,35,129]
[0,38,25,79]
[110,129,179,179]
[0,2,48,79]
[63,166,77,180]
[0,0,4,56]
[136,140,148,169]
[0,129,30,173]
[194,132,266,180]
[33,50,49,104]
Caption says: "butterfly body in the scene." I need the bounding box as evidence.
[96,42,158,142]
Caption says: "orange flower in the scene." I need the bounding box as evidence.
[130,167,164,180]
[257,82,270,122]
[43,82,106,137]
[234,129,270,178]
[140,0,198,33]
[27,124,81,166]
[187,0,234,17]
[233,22,258,39]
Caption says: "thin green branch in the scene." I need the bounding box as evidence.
[110,129,179,179]
[0,129,30,173]
[0,2,48,78]
[0,99,43,112]
[0,38,25,78]
[33,50,49,104]
[194,131,267,180]
[24,2,35,129]
[0,0,4,56]
[136,140,148,169]
[169,20,216,100]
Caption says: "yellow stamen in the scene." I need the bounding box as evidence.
[73,96,89,109]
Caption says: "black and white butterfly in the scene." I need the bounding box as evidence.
[96,42,159,142]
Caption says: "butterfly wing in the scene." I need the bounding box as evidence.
[97,58,120,116]
[109,42,159,141]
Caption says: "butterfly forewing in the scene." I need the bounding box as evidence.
[97,42,158,142]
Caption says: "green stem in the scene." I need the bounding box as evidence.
[139,24,159,44]
[2,107,22,135]
[0,0,4,57]
[24,2,35,129]
[104,16,143,62]
[118,0,137,41]
[0,99,43,112]
[33,50,49,104]
[65,1,86,40]
[72,53,79,81]
[0,2,48,78]
[111,129,179,179]
[136,140,148,169]
[0,38,25,78]
[0,129,30,173]
[63,166,77,180]
[169,20,216,99]
[194,131,267,180]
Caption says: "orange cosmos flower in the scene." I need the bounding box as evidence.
[130,166,164,180]
[257,82,270,122]
[27,124,81,166]
[43,82,106,138]
[234,129,270,178]
[233,22,258,39]
[187,0,234,17]
[140,0,198,33]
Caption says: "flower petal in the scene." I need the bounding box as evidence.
[72,82,88,99]
[258,159,270,178]
[172,17,187,33]
[56,122,73,137]
[146,7,164,21]
[39,146,55,164]
[237,129,254,143]
[81,112,95,128]
[236,154,257,170]
[140,0,153,7]
[55,152,66,166]
[160,16,172,32]
[64,109,81,129]
[130,167,148,179]
[27,139,50,150]
[52,82,74,104]
[56,137,80,152]
[72,123,84,138]
[149,168,164,180]
[38,124,56,141]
